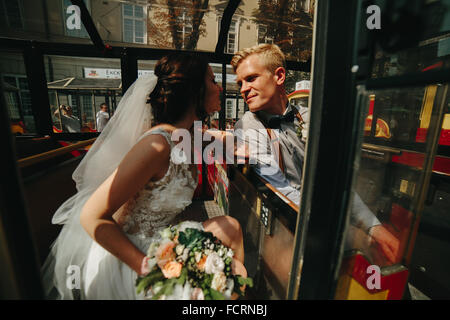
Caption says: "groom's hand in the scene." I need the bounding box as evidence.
[370,225,400,264]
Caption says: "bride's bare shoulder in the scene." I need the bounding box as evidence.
[138,125,175,152]
[143,124,176,136]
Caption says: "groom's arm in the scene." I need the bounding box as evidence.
[234,116,301,205]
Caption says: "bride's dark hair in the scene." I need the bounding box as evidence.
[148,53,209,124]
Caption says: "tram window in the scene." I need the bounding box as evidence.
[371,1,450,78]
[337,83,449,295]
[45,55,121,133]
[338,87,450,299]
[0,51,37,135]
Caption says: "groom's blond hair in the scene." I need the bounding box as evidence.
[231,44,286,74]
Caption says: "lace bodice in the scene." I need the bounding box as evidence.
[118,128,198,239]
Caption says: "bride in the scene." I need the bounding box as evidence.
[42,53,246,299]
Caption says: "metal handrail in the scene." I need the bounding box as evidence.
[361,143,402,155]
[17,138,96,168]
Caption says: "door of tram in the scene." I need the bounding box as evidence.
[292,0,450,300]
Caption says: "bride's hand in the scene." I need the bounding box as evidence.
[231,258,248,300]
[139,256,151,276]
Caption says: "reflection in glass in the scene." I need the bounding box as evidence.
[370,1,450,78]
[148,0,207,50]
[0,1,314,57]
[336,83,449,299]
[251,0,314,62]
[1,51,37,134]
[45,55,121,133]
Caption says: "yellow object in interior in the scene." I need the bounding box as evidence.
[365,115,391,138]
[419,85,437,129]
[443,114,450,130]
[335,275,389,300]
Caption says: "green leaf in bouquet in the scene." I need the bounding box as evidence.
[203,273,213,288]
[232,275,254,297]
[136,269,165,294]
[178,228,215,249]
[149,268,188,300]
[151,277,178,300]
[237,275,253,288]
[176,267,188,286]
[203,289,212,300]
[209,288,226,300]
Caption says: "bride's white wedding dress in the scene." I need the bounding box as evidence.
[44,127,201,299]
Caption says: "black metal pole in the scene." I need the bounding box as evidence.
[293,0,362,299]
[0,80,44,299]
[120,48,138,95]
[23,43,52,136]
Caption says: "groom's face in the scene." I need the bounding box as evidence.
[235,54,281,113]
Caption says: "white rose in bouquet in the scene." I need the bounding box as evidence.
[204,252,225,274]
[211,272,227,293]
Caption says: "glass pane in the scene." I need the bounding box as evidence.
[5,91,21,119]
[1,50,37,135]
[123,4,133,17]
[63,0,90,39]
[45,55,121,133]
[371,2,450,78]
[363,87,426,145]
[229,20,236,33]
[0,1,6,28]
[134,5,143,18]
[0,1,313,55]
[335,83,449,300]
[245,0,314,61]
[0,0,94,44]
[5,0,23,29]
[123,18,133,42]
[135,20,143,35]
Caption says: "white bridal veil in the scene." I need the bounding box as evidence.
[42,75,158,299]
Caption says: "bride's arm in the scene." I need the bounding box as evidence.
[80,134,170,275]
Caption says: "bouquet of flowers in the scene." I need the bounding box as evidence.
[136,221,252,300]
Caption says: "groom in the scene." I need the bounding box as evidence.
[231,44,400,264]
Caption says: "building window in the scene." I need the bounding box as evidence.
[3,75,35,132]
[176,11,193,49]
[62,0,90,38]
[225,99,236,119]
[219,18,238,53]
[258,25,273,44]
[123,4,147,44]
[0,0,23,29]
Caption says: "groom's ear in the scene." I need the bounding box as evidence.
[274,67,286,85]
